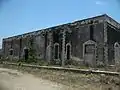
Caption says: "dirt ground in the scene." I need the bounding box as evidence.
[0,68,68,90]
[0,64,120,90]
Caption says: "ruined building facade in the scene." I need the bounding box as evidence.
[2,14,120,66]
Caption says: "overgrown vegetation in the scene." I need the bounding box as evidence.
[27,36,37,63]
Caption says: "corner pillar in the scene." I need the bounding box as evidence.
[104,22,108,66]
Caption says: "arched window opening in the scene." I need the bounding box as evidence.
[66,43,71,60]
[54,43,59,59]
[114,42,119,48]
[9,49,13,55]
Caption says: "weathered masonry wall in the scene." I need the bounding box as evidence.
[69,22,104,66]
[2,14,106,66]
[2,23,105,65]
[107,23,120,65]
[2,31,47,60]
[2,14,120,66]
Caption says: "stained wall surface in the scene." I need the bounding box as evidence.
[2,14,120,66]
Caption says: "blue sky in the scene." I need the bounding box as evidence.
[0,0,120,48]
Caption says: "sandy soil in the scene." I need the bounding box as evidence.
[0,68,67,90]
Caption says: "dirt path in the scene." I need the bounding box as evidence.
[0,68,67,90]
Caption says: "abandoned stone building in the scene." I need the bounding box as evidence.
[2,14,120,66]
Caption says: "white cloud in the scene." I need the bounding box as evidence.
[95,1,106,5]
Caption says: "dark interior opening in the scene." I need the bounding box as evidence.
[9,49,13,55]
[66,45,70,60]
[24,49,29,60]
[53,31,59,43]
[85,44,95,54]
[19,38,22,58]
[115,44,119,47]
[54,44,59,59]
[11,40,13,48]
[90,25,94,40]
[20,38,22,49]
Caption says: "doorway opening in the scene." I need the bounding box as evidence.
[66,43,71,60]
[24,48,29,60]
[54,43,59,59]
[83,40,96,67]
[9,49,13,55]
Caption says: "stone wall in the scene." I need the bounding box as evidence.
[69,22,104,66]
[2,14,120,66]
[2,15,105,66]
[107,23,120,65]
